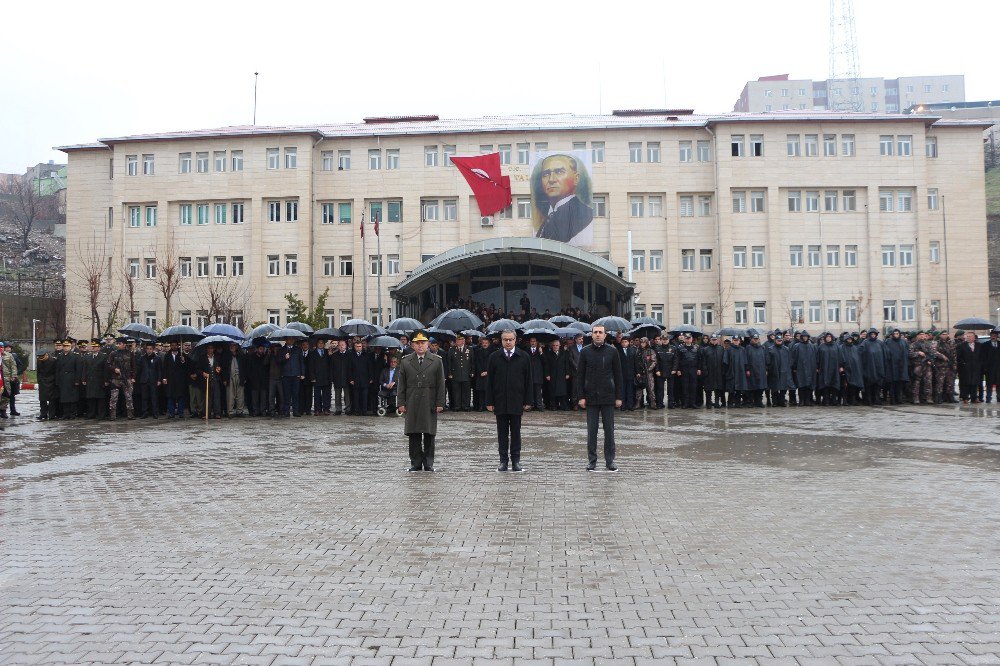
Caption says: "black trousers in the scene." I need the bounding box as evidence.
[864,381,882,405]
[654,375,665,408]
[473,387,486,411]
[531,383,544,409]
[313,384,331,413]
[679,371,697,407]
[350,384,369,415]
[959,382,978,401]
[453,381,470,410]
[586,404,616,465]
[140,383,159,416]
[408,433,436,469]
[496,414,522,463]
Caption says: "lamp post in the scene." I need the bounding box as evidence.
[31,318,40,371]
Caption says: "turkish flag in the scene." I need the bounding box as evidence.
[450,153,512,217]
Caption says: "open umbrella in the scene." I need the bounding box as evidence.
[386,317,424,334]
[369,335,402,349]
[340,319,386,337]
[285,321,314,334]
[630,316,664,329]
[424,326,457,342]
[486,318,522,334]
[201,323,245,340]
[312,326,347,340]
[714,327,747,338]
[521,318,557,330]
[554,326,582,339]
[567,321,593,333]
[953,317,995,331]
[268,327,308,340]
[247,323,280,339]
[432,308,484,332]
[628,325,663,340]
[158,325,204,343]
[549,315,578,325]
[669,324,703,336]
[522,328,558,343]
[592,316,632,333]
[119,322,158,342]
[461,329,485,339]
[195,334,237,348]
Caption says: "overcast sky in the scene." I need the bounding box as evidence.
[1,0,994,173]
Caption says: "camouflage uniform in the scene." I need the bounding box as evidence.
[908,338,935,404]
[635,345,658,408]
[105,347,136,419]
[934,336,957,403]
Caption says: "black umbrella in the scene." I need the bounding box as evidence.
[247,323,280,339]
[630,316,664,328]
[522,328,558,343]
[341,319,386,337]
[549,315,577,325]
[592,316,632,333]
[628,325,663,340]
[554,327,581,339]
[312,327,347,340]
[521,318,557,330]
[268,328,309,340]
[386,317,424,333]
[158,325,204,343]
[285,321,315,334]
[369,335,402,348]
[567,321,593,333]
[119,322,158,342]
[953,317,995,331]
[486,318,522,334]
[200,322,245,340]
[432,308,484,332]
[669,324,703,336]
[425,326,457,342]
[461,329,485,339]
[714,327,746,337]
[195,334,237,348]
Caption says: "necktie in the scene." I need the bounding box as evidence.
[507,351,512,359]
[419,356,423,365]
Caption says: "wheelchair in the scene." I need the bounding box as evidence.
[377,389,398,417]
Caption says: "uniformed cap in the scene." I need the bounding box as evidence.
[991,330,999,335]
[411,331,429,342]
[54,339,63,345]
[751,333,760,339]
[115,336,129,343]
[37,348,51,356]
[710,334,719,340]
[92,338,101,344]
[65,336,76,343]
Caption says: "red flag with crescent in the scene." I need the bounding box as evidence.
[450,153,511,217]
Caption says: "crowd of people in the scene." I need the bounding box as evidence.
[10,323,1000,422]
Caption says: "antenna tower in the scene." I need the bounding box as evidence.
[828,0,862,112]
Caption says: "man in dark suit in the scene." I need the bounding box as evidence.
[347,339,375,415]
[330,340,350,414]
[161,342,188,418]
[956,331,983,404]
[525,337,546,410]
[981,329,1000,402]
[534,154,593,244]
[618,336,638,410]
[486,330,532,472]
[472,336,491,411]
[308,341,332,415]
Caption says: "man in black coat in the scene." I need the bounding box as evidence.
[543,339,572,410]
[35,347,58,420]
[330,340,350,414]
[525,337,546,410]
[347,339,375,415]
[485,330,533,472]
[244,343,270,416]
[161,342,189,418]
[981,329,1000,402]
[674,334,700,408]
[308,341,332,415]
[698,335,726,408]
[618,336,638,410]
[574,324,623,472]
[472,336,491,411]
[956,331,983,403]
[136,341,163,418]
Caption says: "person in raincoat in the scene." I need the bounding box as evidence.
[397,331,447,472]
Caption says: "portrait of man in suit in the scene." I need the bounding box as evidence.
[531,152,594,247]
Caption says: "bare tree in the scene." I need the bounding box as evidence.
[715,272,739,327]
[0,173,57,250]
[852,289,872,330]
[153,239,182,328]
[191,273,253,327]
[70,236,112,339]
[104,293,123,338]
[122,261,138,323]
[46,286,68,338]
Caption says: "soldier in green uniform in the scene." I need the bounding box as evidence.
[446,335,474,411]
[397,331,447,472]
[934,331,957,403]
[105,337,136,420]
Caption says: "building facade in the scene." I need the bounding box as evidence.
[59,110,989,336]
[734,74,965,114]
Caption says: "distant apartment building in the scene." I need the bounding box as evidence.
[734,74,965,114]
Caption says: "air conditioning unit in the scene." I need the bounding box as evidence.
[480,216,494,227]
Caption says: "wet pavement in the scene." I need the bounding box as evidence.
[1,396,999,665]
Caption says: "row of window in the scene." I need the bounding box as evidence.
[639,298,936,328]
[734,187,937,214]
[127,256,246,279]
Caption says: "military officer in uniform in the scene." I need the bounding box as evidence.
[397,331,447,472]
[446,335,474,411]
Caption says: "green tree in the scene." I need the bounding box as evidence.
[284,288,330,330]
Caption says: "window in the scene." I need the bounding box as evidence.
[387,200,401,223]
[498,144,511,165]
[929,241,940,263]
[879,191,894,212]
[648,195,662,217]
[195,311,208,329]
[283,147,297,169]
[425,145,438,167]
[144,311,157,328]
[369,255,382,276]
[701,305,715,327]
[789,245,803,267]
[930,300,941,322]
[629,142,642,163]
[732,191,746,213]
[232,203,244,224]
[647,142,661,163]
[899,244,914,266]
[823,134,837,156]
[180,311,192,326]
[751,246,765,268]
[180,257,192,278]
[842,190,857,211]
[732,246,747,268]
[897,135,912,157]
[196,256,209,277]
[845,300,858,323]
[322,256,335,277]
[804,135,818,156]
[231,150,243,171]
[127,257,140,279]
[370,201,382,225]
[734,302,748,324]
[339,202,352,224]
[214,151,226,172]
[787,190,801,212]
[824,190,838,212]
[214,256,227,277]
[841,134,855,156]
[790,301,804,323]
[591,141,605,163]
[479,144,493,154]
[630,196,644,218]
[387,254,400,275]
[268,310,281,325]
[338,150,351,170]
[128,206,140,228]
[730,135,744,157]
[591,195,606,217]
[643,250,661,272]
[651,304,664,324]
[444,199,457,221]
[809,300,822,323]
[422,199,440,221]
[266,148,279,169]
[897,189,912,213]
[517,143,529,165]
[322,203,336,224]
[267,200,281,222]
[699,249,713,271]
[682,304,695,326]
[232,256,244,277]
[179,152,191,174]
[679,195,694,217]
[142,154,155,175]
[881,245,896,266]
[826,245,840,266]
[214,203,226,225]
[368,149,381,170]
[697,140,711,162]
[267,255,280,276]
[845,245,858,267]
[443,145,455,165]
[340,256,353,276]
[880,135,894,156]
[145,206,157,227]
[322,150,334,171]
[827,301,841,323]
[926,137,938,158]
[750,134,764,157]
[126,155,138,176]
[753,301,767,324]
[750,191,765,213]
[808,245,821,267]
[286,200,298,222]
[786,134,801,157]
[805,191,819,212]
[386,149,399,170]
[681,249,694,271]
[285,254,298,276]
[883,300,897,322]
[678,141,692,162]
[927,188,939,210]
[631,250,645,272]
[699,195,712,216]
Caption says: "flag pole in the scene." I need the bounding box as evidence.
[376,218,382,325]
[205,373,210,423]
[361,211,368,322]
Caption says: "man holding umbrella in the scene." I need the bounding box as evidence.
[486,330,533,471]
[397,331,446,472]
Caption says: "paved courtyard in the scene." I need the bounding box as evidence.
[1,396,999,665]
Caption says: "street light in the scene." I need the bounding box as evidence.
[31,319,40,371]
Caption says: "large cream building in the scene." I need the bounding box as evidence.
[59,110,989,336]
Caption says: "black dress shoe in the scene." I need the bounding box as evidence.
[424,466,435,472]
[511,462,523,472]
[407,465,422,472]
[606,462,618,472]
[10,411,20,416]
[586,461,597,471]
[497,461,508,472]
